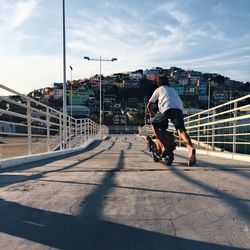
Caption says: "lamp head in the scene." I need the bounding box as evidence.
[111,58,117,61]
[70,66,73,70]
[84,56,90,60]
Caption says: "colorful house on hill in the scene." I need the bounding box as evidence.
[144,67,165,80]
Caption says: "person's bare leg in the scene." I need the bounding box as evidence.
[152,126,166,153]
[145,135,151,149]
[178,130,196,166]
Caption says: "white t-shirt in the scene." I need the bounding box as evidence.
[149,85,184,113]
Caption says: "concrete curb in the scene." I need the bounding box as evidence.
[177,147,250,163]
[0,139,97,169]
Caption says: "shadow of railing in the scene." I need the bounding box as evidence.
[0,139,247,249]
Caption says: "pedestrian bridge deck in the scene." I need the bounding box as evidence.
[0,135,249,250]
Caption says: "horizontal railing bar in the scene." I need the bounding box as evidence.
[185,104,250,125]
[0,83,66,116]
[0,132,47,137]
[0,120,27,127]
[0,109,62,127]
[185,94,250,120]
[0,109,27,119]
[186,114,250,129]
[189,133,250,138]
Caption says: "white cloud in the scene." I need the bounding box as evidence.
[158,1,190,25]
[0,0,37,31]
[9,0,37,29]
[0,0,249,94]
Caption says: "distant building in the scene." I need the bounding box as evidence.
[54,83,63,89]
[61,105,90,118]
[188,70,202,85]
[104,95,116,103]
[198,80,207,95]
[144,67,165,80]
[178,77,189,86]
[213,90,231,105]
[184,86,197,95]
[116,82,125,88]
[174,86,184,95]
[129,71,142,81]
[127,98,138,108]
[54,89,63,100]
[68,92,89,105]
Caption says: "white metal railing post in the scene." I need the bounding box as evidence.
[206,110,209,150]
[75,119,78,147]
[197,114,200,149]
[84,119,87,143]
[46,107,50,152]
[89,120,93,139]
[212,109,215,150]
[87,119,89,141]
[91,120,94,139]
[80,119,83,145]
[68,116,70,149]
[233,101,237,153]
[27,99,32,155]
[87,119,90,140]
[59,114,63,150]
[69,117,72,149]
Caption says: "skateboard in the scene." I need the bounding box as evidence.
[148,137,174,166]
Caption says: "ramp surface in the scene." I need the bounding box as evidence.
[0,135,249,250]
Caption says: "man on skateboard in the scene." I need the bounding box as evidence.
[145,131,176,165]
[147,75,196,166]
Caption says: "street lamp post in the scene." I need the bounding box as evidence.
[62,0,67,149]
[69,66,73,117]
[83,56,117,127]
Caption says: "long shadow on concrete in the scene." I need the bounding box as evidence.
[77,149,125,218]
[169,166,250,224]
[0,140,103,173]
[1,197,246,250]
[0,139,116,189]
[0,150,246,249]
[176,150,250,181]
[141,149,250,223]
[0,198,245,250]
[37,178,250,203]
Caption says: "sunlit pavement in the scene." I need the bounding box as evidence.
[0,135,249,250]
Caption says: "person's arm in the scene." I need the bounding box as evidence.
[147,102,156,117]
[147,88,159,117]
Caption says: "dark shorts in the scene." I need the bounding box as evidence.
[152,108,186,131]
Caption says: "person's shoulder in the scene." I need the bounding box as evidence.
[168,86,177,91]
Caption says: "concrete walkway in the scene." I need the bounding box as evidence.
[0,135,249,250]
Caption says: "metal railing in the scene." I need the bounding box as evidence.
[139,94,250,155]
[0,83,108,159]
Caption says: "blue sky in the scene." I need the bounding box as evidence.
[0,0,250,94]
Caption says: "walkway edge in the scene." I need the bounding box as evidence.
[177,147,250,163]
[0,139,98,169]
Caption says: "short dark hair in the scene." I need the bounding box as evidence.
[156,75,169,86]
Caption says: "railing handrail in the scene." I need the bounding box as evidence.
[184,93,250,120]
[139,94,250,155]
[0,83,67,118]
[0,83,108,159]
